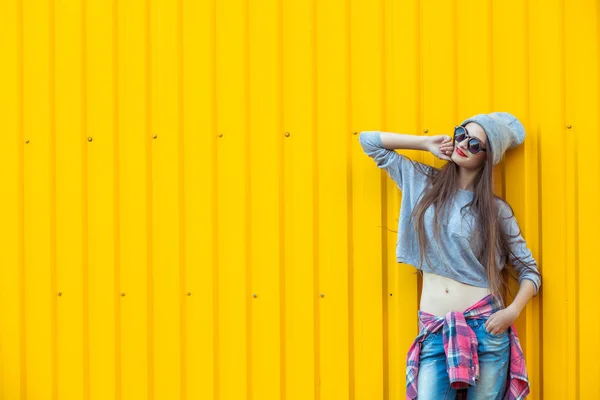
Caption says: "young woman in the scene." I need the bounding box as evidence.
[359,112,542,400]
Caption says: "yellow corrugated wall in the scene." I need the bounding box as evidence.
[0,0,598,399]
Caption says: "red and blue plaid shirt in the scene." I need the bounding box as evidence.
[405,294,530,400]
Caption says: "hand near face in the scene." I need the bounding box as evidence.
[428,135,455,163]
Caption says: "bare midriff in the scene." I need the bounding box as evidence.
[419,271,492,317]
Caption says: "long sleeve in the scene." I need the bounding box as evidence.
[498,202,541,296]
[358,131,424,192]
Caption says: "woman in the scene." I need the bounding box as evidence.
[358,112,542,400]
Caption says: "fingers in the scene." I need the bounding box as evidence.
[435,137,455,162]
[485,317,502,335]
[485,323,494,334]
[439,138,454,155]
[487,327,504,335]
[439,147,453,156]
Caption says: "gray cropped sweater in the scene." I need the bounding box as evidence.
[358,131,541,296]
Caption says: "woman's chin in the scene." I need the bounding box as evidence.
[451,153,461,163]
[452,154,469,166]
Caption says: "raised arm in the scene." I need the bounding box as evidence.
[358,131,433,192]
[378,131,431,151]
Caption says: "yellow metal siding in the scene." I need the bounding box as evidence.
[0,0,598,399]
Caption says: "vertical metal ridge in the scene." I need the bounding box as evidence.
[572,103,581,400]
[380,0,389,398]
[488,0,494,112]
[18,0,27,397]
[559,0,570,396]
[523,3,543,398]
[243,0,252,397]
[210,0,220,397]
[346,0,355,398]
[526,1,543,398]
[112,0,122,397]
[535,103,544,400]
[451,0,458,118]
[277,0,287,399]
[598,0,600,194]
[49,0,58,397]
[415,0,424,312]
[177,0,187,398]
[490,0,501,205]
[524,1,537,396]
[571,0,582,393]
[311,0,320,398]
[81,0,90,398]
[562,0,580,396]
[145,0,154,397]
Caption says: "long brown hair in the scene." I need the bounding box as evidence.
[403,147,541,305]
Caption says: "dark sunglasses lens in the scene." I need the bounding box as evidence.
[468,139,481,153]
[454,127,466,142]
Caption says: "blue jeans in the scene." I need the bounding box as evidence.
[416,316,510,399]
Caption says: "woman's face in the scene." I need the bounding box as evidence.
[451,122,488,169]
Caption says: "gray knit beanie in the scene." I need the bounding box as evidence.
[459,112,526,166]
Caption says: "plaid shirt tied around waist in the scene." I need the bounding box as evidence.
[405,293,530,400]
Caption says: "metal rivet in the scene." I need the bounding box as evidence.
[252,293,257,298]
[153,134,158,139]
[58,292,62,296]
[566,125,572,129]
[121,292,126,297]
[424,129,429,133]
[87,137,93,142]
[285,132,290,137]
[320,293,324,298]
[186,292,191,296]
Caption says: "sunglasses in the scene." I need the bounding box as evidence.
[453,126,487,155]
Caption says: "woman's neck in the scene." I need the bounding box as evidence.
[456,168,479,192]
